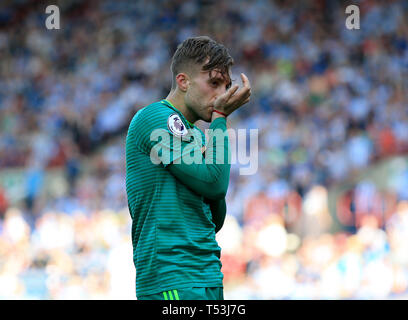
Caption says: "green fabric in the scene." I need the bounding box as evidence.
[207,198,226,233]
[163,99,195,128]
[126,100,230,297]
[138,287,224,300]
[166,116,231,200]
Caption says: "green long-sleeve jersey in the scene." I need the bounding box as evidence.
[125,99,230,297]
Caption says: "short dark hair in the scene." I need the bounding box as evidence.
[170,36,234,89]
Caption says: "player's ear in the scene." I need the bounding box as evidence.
[175,73,189,92]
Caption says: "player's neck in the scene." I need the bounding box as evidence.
[165,91,197,123]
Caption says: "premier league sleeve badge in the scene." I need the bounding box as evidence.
[167,113,188,137]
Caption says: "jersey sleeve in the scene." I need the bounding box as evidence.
[131,104,231,201]
[131,103,203,167]
[206,197,227,233]
[166,117,231,200]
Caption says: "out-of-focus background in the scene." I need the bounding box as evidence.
[0,0,408,299]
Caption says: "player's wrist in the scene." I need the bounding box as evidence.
[211,112,226,122]
[212,109,227,121]
[213,109,227,117]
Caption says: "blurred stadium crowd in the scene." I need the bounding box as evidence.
[0,0,408,299]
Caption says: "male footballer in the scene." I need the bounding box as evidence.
[125,36,251,300]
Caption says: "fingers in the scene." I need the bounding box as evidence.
[226,84,239,100]
[228,73,250,97]
[230,74,251,102]
[240,73,251,90]
[241,73,251,98]
[214,73,251,114]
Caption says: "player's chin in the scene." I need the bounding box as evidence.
[209,109,215,121]
[202,109,213,122]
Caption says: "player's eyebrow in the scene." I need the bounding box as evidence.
[208,69,231,88]
[208,75,224,82]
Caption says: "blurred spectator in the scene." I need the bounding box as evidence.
[0,187,8,219]
[0,0,408,299]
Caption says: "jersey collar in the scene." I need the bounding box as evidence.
[160,99,195,129]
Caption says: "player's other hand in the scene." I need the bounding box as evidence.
[213,73,251,117]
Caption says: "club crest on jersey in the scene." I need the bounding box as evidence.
[167,113,188,136]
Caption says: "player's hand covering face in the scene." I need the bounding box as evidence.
[213,73,251,116]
